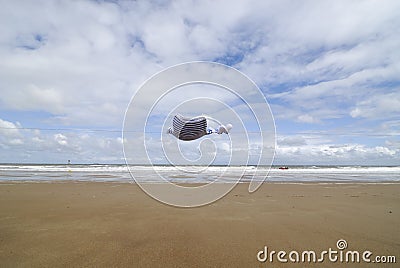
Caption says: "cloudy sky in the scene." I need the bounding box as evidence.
[0,0,399,165]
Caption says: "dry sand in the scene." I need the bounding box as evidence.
[0,182,399,267]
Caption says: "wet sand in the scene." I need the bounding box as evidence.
[0,182,398,267]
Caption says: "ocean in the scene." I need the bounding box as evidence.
[0,164,399,183]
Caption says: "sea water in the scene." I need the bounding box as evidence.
[0,164,399,183]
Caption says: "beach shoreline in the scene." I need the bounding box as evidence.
[0,182,398,267]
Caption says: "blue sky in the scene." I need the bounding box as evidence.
[0,0,399,165]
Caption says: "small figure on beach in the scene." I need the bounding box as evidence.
[168,114,232,141]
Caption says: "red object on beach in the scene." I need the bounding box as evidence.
[279,166,289,170]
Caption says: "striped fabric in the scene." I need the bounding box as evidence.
[171,114,208,141]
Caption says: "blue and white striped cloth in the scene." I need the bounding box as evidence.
[169,114,208,141]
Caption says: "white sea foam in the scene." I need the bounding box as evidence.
[0,164,399,183]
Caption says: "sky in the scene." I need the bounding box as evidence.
[0,0,399,165]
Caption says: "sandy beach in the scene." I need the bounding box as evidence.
[0,182,398,267]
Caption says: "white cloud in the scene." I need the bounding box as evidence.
[0,0,399,164]
[276,142,399,165]
[278,136,307,146]
[0,118,21,137]
[385,139,400,150]
[297,114,318,124]
[0,118,124,163]
[8,138,24,145]
[54,133,68,146]
[350,92,400,119]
